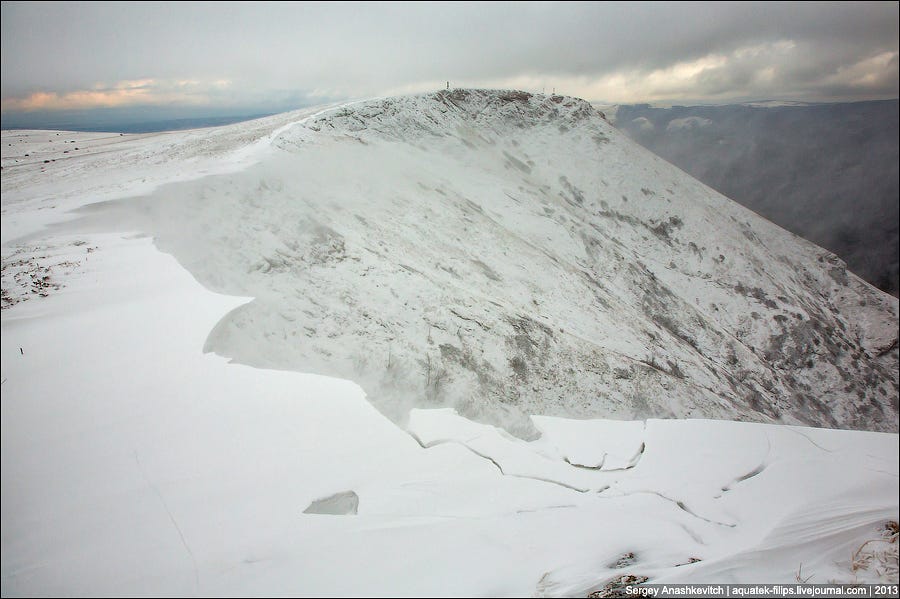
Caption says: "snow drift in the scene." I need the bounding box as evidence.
[65,89,898,438]
[2,91,897,596]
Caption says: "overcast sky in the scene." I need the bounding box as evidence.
[2,1,898,118]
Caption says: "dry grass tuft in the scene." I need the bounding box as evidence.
[849,520,899,582]
[587,574,649,598]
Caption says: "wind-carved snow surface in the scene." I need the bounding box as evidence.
[2,92,898,596]
[64,89,898,439]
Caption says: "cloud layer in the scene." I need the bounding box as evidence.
[2,1,897,113]
[0,78,235,112]
[613,100,900,296]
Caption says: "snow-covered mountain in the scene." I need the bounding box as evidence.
[2,91,897,595]
[62,89,898,438]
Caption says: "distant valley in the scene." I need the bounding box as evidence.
[607,100,899,297]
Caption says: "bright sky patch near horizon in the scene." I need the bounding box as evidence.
[1,1,897,121]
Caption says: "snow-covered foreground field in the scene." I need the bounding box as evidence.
[2,111,898,596]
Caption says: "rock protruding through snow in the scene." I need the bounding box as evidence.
[303,491,359,516]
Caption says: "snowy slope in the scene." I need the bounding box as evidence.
[1,233,896,595]
[0,104,347,246]
[2,91,898,595]
[40,89,898,439]
[607,100,900,297]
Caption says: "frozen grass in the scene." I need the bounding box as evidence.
[849,520,899,582]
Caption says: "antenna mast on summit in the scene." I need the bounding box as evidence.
[447,81,450,90]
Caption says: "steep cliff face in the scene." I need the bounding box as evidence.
[76,89,898,437]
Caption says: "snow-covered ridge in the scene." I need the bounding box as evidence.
[276,89,606,151]
[45,89,898,439]
[2,91,897,595]
[0,105,345,245]
[310,88,600,135]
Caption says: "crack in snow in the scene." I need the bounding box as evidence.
[406,430,591,493]
[564,453,607,470]
[717,434,771,496]
[133,451,199,590]
[787,427,836,453]
[678,523,706,545]
[591,426,647,473]
[610,489,736,528]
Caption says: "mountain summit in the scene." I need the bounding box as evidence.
[81,89,898,438]
[4,90,898,596]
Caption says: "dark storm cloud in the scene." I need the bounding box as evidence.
[2,1,897,111]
